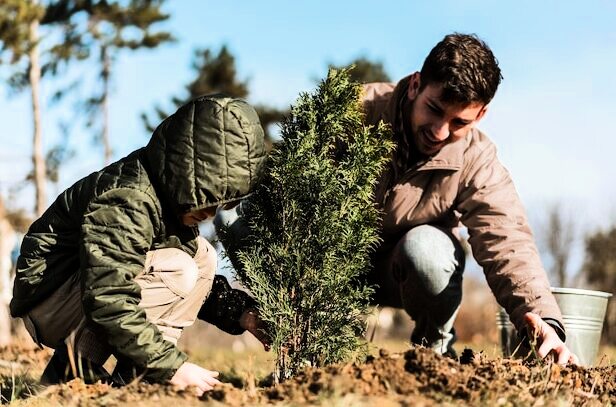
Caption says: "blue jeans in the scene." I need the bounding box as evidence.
[215,205,465,355]
[372,225,465,354]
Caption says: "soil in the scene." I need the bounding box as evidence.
[2,345,614,406]
[204,347,615,406]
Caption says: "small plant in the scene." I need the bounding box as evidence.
[0,370,40,403]
[221,68,394,382]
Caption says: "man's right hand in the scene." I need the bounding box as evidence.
[524,312,579,365]
[170,362,221,396]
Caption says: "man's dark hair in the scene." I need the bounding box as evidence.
[420,33,503,105]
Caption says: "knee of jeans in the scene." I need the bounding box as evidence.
[399,225,464,296]
[194,236,217,280]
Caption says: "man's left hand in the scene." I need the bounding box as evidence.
[524,312,579,365]
[239,309,271,351]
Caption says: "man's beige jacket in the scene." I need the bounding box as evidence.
[362,76,563,334]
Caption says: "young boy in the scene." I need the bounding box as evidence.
[11,95,268,394]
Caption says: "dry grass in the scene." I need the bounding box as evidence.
[0,371,41,405]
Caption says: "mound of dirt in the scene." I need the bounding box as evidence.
[204,347,615,406]
[6,346,615,406]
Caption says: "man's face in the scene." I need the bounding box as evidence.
[406,73,487,156]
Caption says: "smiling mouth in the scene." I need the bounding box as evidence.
[419,131,444,153]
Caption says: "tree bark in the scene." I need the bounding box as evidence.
[29,13,46,216]
[545,205,574,288]
[101,44,112,165]
[0,197,16,346]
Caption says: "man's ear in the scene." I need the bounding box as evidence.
[407,72,421,101]
[474,105,489,122]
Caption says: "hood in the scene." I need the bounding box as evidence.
[145,94,267,214]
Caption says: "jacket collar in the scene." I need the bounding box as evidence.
[390,76,466,173]
[417,138,466,171]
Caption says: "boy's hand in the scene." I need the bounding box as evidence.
[524,312,579,365]
[240,309,271,351]
[170,362,221,396]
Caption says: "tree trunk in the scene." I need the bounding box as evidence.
[101,45,112,165]
[29,15,46,216]
[0,197,16,346]
[546,205,574,288]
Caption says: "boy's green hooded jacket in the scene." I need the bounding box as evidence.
[11,95,267,382]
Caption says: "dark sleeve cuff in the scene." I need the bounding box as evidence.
[542,317,566,342]
[197,275,256,335]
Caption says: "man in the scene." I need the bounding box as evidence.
[363,33,577,364]
[11,95,268,394]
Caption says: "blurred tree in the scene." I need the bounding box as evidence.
[0,0,47,216]
[85,0,173,164]
[252,103,286,144]
[184,45,249,100]
[142,45,286,144]
[46,0,174,165]
[0,196,17,346]
[142,45,248,132]
[582,226,616,343]
[541,204,576,287]
[0,0,93,216]
[329,56,391,84]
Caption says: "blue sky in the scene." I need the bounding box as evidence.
[1,1,615,275]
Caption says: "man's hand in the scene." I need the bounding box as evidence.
[240,309,271,351]
[524,312,579,365]
[170,362,221,396]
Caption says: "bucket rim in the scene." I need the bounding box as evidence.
[551,287,612,298]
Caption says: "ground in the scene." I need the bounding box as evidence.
[1,281,613,405]
[1,332,615,406]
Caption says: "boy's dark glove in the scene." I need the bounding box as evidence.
[197,275,257,335]
[239,308,271,350]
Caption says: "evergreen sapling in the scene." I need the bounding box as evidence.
[220,68,394,381]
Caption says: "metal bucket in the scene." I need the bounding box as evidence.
[497,287,612,366]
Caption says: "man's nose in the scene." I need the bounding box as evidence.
[431,121,450,142]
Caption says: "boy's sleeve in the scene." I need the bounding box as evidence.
[198,275,256,335]
[81,188,187,383]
